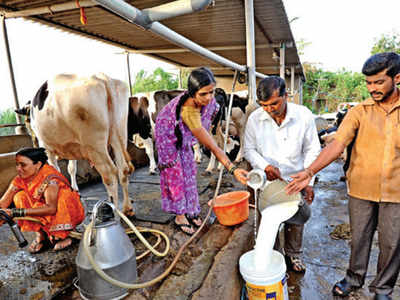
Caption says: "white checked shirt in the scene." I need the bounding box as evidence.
[244,102,321,185]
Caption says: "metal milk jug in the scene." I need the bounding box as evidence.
[248,168,310,225]
[75,200,137,300]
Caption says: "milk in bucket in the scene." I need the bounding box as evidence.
[240,174,301,300]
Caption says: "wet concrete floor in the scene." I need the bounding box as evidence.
[1,159,399,299]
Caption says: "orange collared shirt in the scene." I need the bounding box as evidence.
[334,94,400,202]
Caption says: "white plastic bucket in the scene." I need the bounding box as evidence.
[239,250,288,300]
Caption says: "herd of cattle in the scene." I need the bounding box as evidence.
[14,73,249,215]
[14,73,349,215]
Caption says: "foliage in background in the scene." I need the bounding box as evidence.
[301,31,400,114]
[0,108,17,136]
[371,31,400,55]
[302,63,369,114]
[132,67,178,94]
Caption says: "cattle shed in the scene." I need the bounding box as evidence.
[0,0,305,113]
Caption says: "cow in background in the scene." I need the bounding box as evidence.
[15,101,39,148]
[21,73,135,215]
[128,96,157,174]
[206,88,247,167]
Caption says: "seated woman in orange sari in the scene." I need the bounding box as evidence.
[0,147,85,253]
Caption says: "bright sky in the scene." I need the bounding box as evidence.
[1,1,399,111]
[283,0,400,72]
[0,19,176,112]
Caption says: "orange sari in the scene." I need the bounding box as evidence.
[11,164,85,240]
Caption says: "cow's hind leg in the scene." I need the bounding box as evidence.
[67,160,79,191]
[47,151,61,172]
[110,135,135,216]
[143,137,157,175]
[87,149,119,212]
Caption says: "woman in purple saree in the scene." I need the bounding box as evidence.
[155,67,248,235]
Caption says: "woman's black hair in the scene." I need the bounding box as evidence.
[16,147,48,165]
[174,67,216,150]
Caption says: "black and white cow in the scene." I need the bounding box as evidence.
[16,73,135,215]
[128,95,157,174]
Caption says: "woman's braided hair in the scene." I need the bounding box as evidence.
[174,67,216,150]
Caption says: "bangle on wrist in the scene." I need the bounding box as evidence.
[11,208,26,218]
[228,165,238,175]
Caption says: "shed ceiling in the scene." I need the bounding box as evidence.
[0,0,304,77]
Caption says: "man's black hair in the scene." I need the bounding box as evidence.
[362,52,400,78]
[256,76,286,101]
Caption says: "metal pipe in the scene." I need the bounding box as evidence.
[126,52,132,97]
[1,16,23,125]
[142,0,212,23]
[291,65,295,96]
[244,0,257,104]
[1,0,97,18]
[94,0,266,76]
[127,43,284,54]
[280,43,285,79]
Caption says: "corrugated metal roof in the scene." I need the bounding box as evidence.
[0,0,304,77]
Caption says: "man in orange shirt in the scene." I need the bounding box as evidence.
[286,52,400,300]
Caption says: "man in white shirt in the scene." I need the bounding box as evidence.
[244,76,321,272]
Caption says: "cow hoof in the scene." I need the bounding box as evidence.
[201,171,212,176]
[123,208,135,218]
[149,171,157,176]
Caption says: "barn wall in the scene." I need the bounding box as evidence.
[0,135,33,195]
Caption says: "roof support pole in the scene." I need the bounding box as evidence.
[280,43,285,80]
[94,0,267,79]
[244,0,257,105]
[299,77,303,105]
[126,52,133,97]
[1,16,23,129]
[291,65,295,96]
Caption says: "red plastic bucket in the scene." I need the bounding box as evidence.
[212,191,250,226]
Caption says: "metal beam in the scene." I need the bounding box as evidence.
[93,0,268,79]
[280,43,285,79]
[1,0,97,18]
[244,0,257,104]
[1,16,22,125]
[127,43,288,54]
[126,52,132,97]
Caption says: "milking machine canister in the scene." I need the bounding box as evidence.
[0,210,28,248]
[75,200,137,300]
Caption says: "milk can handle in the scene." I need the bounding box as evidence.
[89,200,119,246]
[91,199,119,223]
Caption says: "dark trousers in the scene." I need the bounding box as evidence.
[345,196,400,295]
[274,223,304,257]
[273,202,310,258]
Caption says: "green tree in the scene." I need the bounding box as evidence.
[371,31,400,55]
[0,108,17,136]
[302,64,369,114]
[132,67,178,94]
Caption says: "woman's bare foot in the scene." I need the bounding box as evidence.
[29,232,45,254]
[53,237,72,251]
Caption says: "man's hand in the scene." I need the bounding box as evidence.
[264,165,283,181]
[285,170,312,195]
[302,186,314,205]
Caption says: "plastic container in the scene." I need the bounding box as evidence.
[212,190,250,226]
[239,250,288,300]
